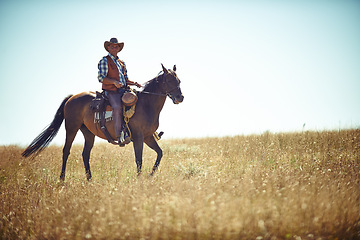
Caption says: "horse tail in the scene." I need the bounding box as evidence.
[22,95,73,158]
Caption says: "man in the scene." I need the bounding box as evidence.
[98,38,141,146]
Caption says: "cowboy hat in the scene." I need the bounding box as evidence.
[104,38,124,52]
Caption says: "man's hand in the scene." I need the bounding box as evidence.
[135,82,142,88]
[114,81,122,88]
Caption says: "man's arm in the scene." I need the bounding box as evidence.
[119,60,141,88]
[126,79,142,88]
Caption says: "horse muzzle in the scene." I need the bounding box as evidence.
[171,94,184,104]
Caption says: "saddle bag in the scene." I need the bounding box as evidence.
[90,92,106,111]
[122,90,138,107]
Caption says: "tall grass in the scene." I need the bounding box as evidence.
[1,130,359,239]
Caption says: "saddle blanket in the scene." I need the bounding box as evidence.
[94,111,113,123]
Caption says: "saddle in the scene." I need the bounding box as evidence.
[90,90,137,144]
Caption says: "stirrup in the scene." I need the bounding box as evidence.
[118,131,131,145]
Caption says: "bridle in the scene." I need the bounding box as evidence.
[141,72,181,100]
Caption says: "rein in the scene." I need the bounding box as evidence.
[140,73,179,98]
[141,91,167,97]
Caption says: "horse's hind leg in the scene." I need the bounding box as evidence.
[80,125,95,180]
[144,135,163,175]
[60,126,79,181]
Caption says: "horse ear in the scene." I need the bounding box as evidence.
[173,65,176,71]
[161,63,168,74]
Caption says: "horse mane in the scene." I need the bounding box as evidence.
[141,72,163,93]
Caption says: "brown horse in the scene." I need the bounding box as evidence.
[22,64,184,180]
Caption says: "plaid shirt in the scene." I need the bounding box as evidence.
[97,54,128,86]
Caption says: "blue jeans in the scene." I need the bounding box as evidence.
[106,88,125,138]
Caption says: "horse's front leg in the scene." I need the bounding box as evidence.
[144,136,163,175]
[132,135,144,175]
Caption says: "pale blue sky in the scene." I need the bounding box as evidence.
[1,0,359,146]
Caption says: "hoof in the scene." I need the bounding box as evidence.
[86,172,92,181]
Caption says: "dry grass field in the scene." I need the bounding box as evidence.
[1,129,359,239]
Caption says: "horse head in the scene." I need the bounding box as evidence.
[161,63,184,104]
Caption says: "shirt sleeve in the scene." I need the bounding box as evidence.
[97,57,108,83]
